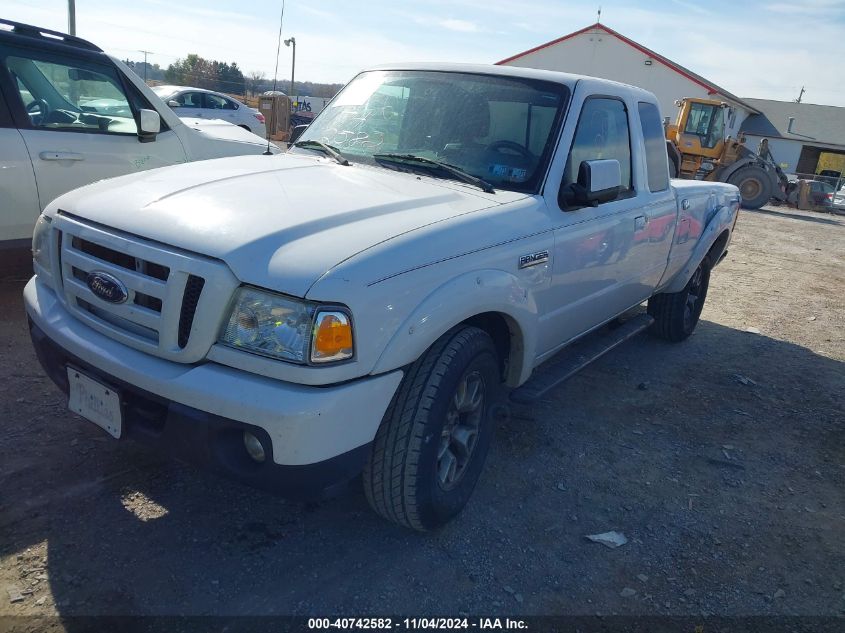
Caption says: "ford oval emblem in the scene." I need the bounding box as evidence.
[86,271,128,304]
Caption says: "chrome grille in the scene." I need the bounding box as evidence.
[54,213,238,363]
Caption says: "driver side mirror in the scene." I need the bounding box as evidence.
[560,159,621,209]
[289,124,309,144]
[138,109,160,143]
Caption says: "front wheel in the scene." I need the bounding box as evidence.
[648,256,711,342]
[728,166,771,209]
[363,326,501,530]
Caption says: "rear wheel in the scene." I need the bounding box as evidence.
[363,326,500,530]
[648,256,711,342]
[728,166,771,209]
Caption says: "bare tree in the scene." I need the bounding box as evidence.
[247,70,266,97]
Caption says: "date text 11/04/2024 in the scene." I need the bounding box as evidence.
[307,618,529,630]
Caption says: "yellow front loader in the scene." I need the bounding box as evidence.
[665,98,789,209]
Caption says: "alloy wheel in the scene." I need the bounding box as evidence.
[437,369,485,490]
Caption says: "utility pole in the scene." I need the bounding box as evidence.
[68,0,76,35]
[139,50,153,82]
[284,36,296,98]
[795,86,805,103]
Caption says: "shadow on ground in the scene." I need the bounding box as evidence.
[745,207,844,226]
[2,312,843,622]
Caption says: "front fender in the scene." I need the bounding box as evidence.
[371,269,539,386]
[663,201,737,293]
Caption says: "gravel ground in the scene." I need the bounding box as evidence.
[0,204,843,626]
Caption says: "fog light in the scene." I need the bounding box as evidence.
[243,431,266,463]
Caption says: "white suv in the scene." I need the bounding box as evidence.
[0,20,279,251]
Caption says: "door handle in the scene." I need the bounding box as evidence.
[39,151,85,161]
[634,215,648,230]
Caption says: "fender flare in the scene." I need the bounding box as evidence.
[663,204,736,294]
[371,269,540,386]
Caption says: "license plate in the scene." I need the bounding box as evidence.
[67,368,122,439]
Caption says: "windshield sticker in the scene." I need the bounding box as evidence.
[509,167,528,182]
[489,164,509,178]
[489,164,528,182]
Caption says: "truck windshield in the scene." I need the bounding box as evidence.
[293,70,570,193]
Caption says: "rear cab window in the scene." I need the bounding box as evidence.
[638,101,670,192]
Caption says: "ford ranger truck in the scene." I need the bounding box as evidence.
[24,64,740,530]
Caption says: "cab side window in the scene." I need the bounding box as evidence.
[174,92,203,107]
[563,97,632,197]
[5,53,138,135]
[204,93,236,110]
[638,101,670,192]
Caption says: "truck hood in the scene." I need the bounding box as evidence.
[179,117,280,152]
[180,118,282,162]
[49,153,516,297]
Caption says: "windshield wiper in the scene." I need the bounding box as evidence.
[373,153,495,194]
[292,140,350,166]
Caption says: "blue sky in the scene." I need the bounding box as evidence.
[5,0,845,105]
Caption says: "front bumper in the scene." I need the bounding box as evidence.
[24,277,403,498]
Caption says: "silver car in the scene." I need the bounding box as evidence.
[152,85,266,138]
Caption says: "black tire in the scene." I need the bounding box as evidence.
[363,326,501,530]
[648,256,711,342]
[728,166,771,209]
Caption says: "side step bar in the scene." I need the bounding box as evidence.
[510,312,654,404]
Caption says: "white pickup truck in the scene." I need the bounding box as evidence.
[24,63,740,530]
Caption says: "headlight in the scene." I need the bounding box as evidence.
[32,215,53,279]
[219,287,354,364]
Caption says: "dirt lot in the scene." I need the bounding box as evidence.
[0,205,843,627]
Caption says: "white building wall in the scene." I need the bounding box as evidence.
[501,28,754,137]
[726,108,753,139]
[741,134,803,174]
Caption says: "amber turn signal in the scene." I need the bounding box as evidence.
[311,311,354,363]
